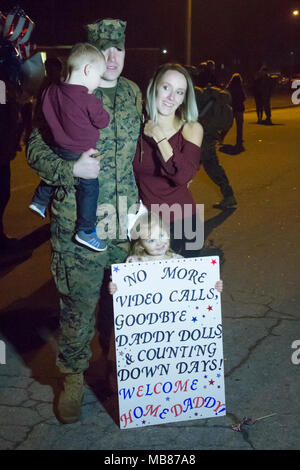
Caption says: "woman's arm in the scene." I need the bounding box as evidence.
[158,122,203,186]
[144,121,203,163]
[182,121,203,147]
[142,120,203,186]
[144,121,203,161]
[144,120,173,161]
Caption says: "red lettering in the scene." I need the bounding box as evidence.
[193,396,205,408]
[143,404,161,417]
[214,401,226,413]
[120,409,134,429]
[171,403,183,417]
[174,379,189,393]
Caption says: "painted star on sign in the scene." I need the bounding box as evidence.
[207,305,213,311]
[113,266,120,272]
[211,259,217,265]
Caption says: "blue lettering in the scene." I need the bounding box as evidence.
[119,387,135,399]
[162,381,172,393]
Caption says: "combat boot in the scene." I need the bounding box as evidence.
[217,195,237,209]
[57,372,84,424]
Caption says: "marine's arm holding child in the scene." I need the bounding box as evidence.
[26,128,100,185]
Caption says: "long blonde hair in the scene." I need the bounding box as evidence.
[129,212,174,257]
[146,63,198,123]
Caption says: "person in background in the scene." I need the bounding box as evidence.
[44,57,63,85]
[259,66,274,125]
[0,69,19,252]
[253,64,274,124]
[195,63,236,209]
[226,73,246,153]
[206,59,217,86]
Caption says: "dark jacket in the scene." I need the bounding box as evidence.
[227,83,246,112]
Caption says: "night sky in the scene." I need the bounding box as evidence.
[1,0,300,75]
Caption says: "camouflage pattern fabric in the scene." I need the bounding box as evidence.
[27,76,142,373]
[87,19,126,51]
[200,141,234,198]
[194,86,233,145]
[194,87,234,198]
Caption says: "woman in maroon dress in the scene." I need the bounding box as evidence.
[133,63,203,257]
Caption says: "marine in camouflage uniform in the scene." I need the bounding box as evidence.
[27,20,142,378]
[195,66,236,208]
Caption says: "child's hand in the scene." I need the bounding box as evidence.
[215,280,223,293]
[108,281,118,295]
[126,255,143,263]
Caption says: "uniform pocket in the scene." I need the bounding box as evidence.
[51,251,77,297]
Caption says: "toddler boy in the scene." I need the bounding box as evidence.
[30,43,110,251]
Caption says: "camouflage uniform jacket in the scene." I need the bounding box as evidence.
[27,77,142,250]
[194,86,233,155]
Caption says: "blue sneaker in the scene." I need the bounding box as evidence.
[29,202,46,218]
[75,229,107,252]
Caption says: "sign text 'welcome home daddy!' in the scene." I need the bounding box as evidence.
[111,256,225,429]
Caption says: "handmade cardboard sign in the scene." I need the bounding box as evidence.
[111,256,225,429]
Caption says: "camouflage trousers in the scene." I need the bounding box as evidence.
[51,224,129,374]
[201,140,234,198]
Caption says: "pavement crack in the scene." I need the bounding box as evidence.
[225,318,282,378]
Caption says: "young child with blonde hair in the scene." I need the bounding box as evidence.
[109,212,223,294]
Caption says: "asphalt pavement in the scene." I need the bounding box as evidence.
[0,102,299,452]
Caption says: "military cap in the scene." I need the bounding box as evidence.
[86,18,126,51]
